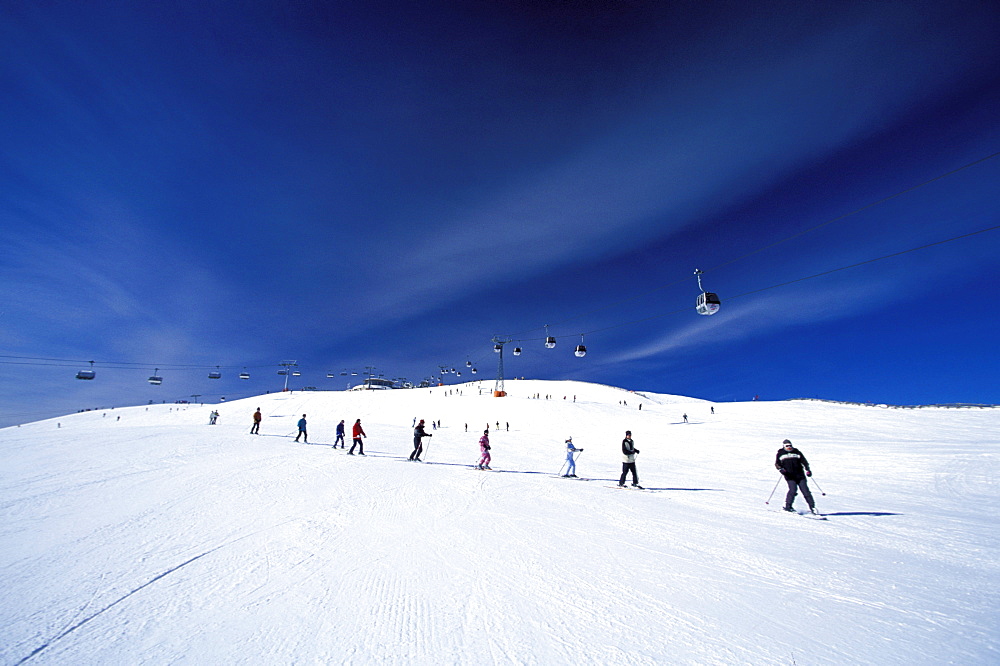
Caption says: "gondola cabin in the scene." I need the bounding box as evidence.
[545,337,557,348]
[76,369,96,380]
[148,372,163,385]
[513,347,522,356]
[239,372,251,380]
[208,371,222,379]
[575,345,587,357]
[494,344,503,353]
[696,291,721,315]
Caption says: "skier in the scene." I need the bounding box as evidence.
[775,439,817,514]
[562,437,583,477]
[349,419,366,455]
[476,430,491,470]
[410,419,432,461]
[334,419,346,448]
[295,414,308,442]
[250,408,261,434]
[618,430,641,488]
[682,413,688,423]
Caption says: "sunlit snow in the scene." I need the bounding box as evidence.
[2,379,997,664]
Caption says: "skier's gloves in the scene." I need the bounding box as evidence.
[805,470,811,476]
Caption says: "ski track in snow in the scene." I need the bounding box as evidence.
[1,380,998,664]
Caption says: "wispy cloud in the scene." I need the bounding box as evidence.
[337,11,991,325]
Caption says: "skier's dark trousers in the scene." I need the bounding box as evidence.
[775,440,815,511]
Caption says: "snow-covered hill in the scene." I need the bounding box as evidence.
[2,380,997,665]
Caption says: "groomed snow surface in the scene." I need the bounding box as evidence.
[1,379,997,665]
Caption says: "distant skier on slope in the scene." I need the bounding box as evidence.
[775,439,817,514]
[562,436,582,477]
[250,408,262,434]
[476,430,491,470]
[618,430,642,488]
[410,419,432,461]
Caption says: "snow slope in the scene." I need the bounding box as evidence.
[1,379,997,665]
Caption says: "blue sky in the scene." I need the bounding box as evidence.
[2,1,998,426]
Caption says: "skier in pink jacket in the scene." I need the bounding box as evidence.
[476,430,492,470]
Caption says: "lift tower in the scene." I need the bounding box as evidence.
[491,336,511,397]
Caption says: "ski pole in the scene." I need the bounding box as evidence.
[765,475,782,504]
[423,437,431,461]
[556,461,567,476]
[809,476,826,496]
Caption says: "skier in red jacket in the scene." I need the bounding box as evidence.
[349,419,367,455]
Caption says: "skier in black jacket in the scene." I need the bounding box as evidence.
[775,439,817,513]
[618,430,642,488]
[410,419,432,461]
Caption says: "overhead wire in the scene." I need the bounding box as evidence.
[2,152,997,382]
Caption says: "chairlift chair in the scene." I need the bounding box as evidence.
[208,366,222,379]
[544,324,556,348]
[277,369,288,376]
[513,347,521,356]
[494,344,503,353]
[575,334,587,357]
[327,373,335,378]
[292,371,301,376]
[148,369,163,385]
[696,291,721,315]
[239,371,251,380]
[694,269,721,315]
[471,367,477,374]
[76,361,96,380]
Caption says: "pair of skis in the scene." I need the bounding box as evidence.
[774,508,827,521]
